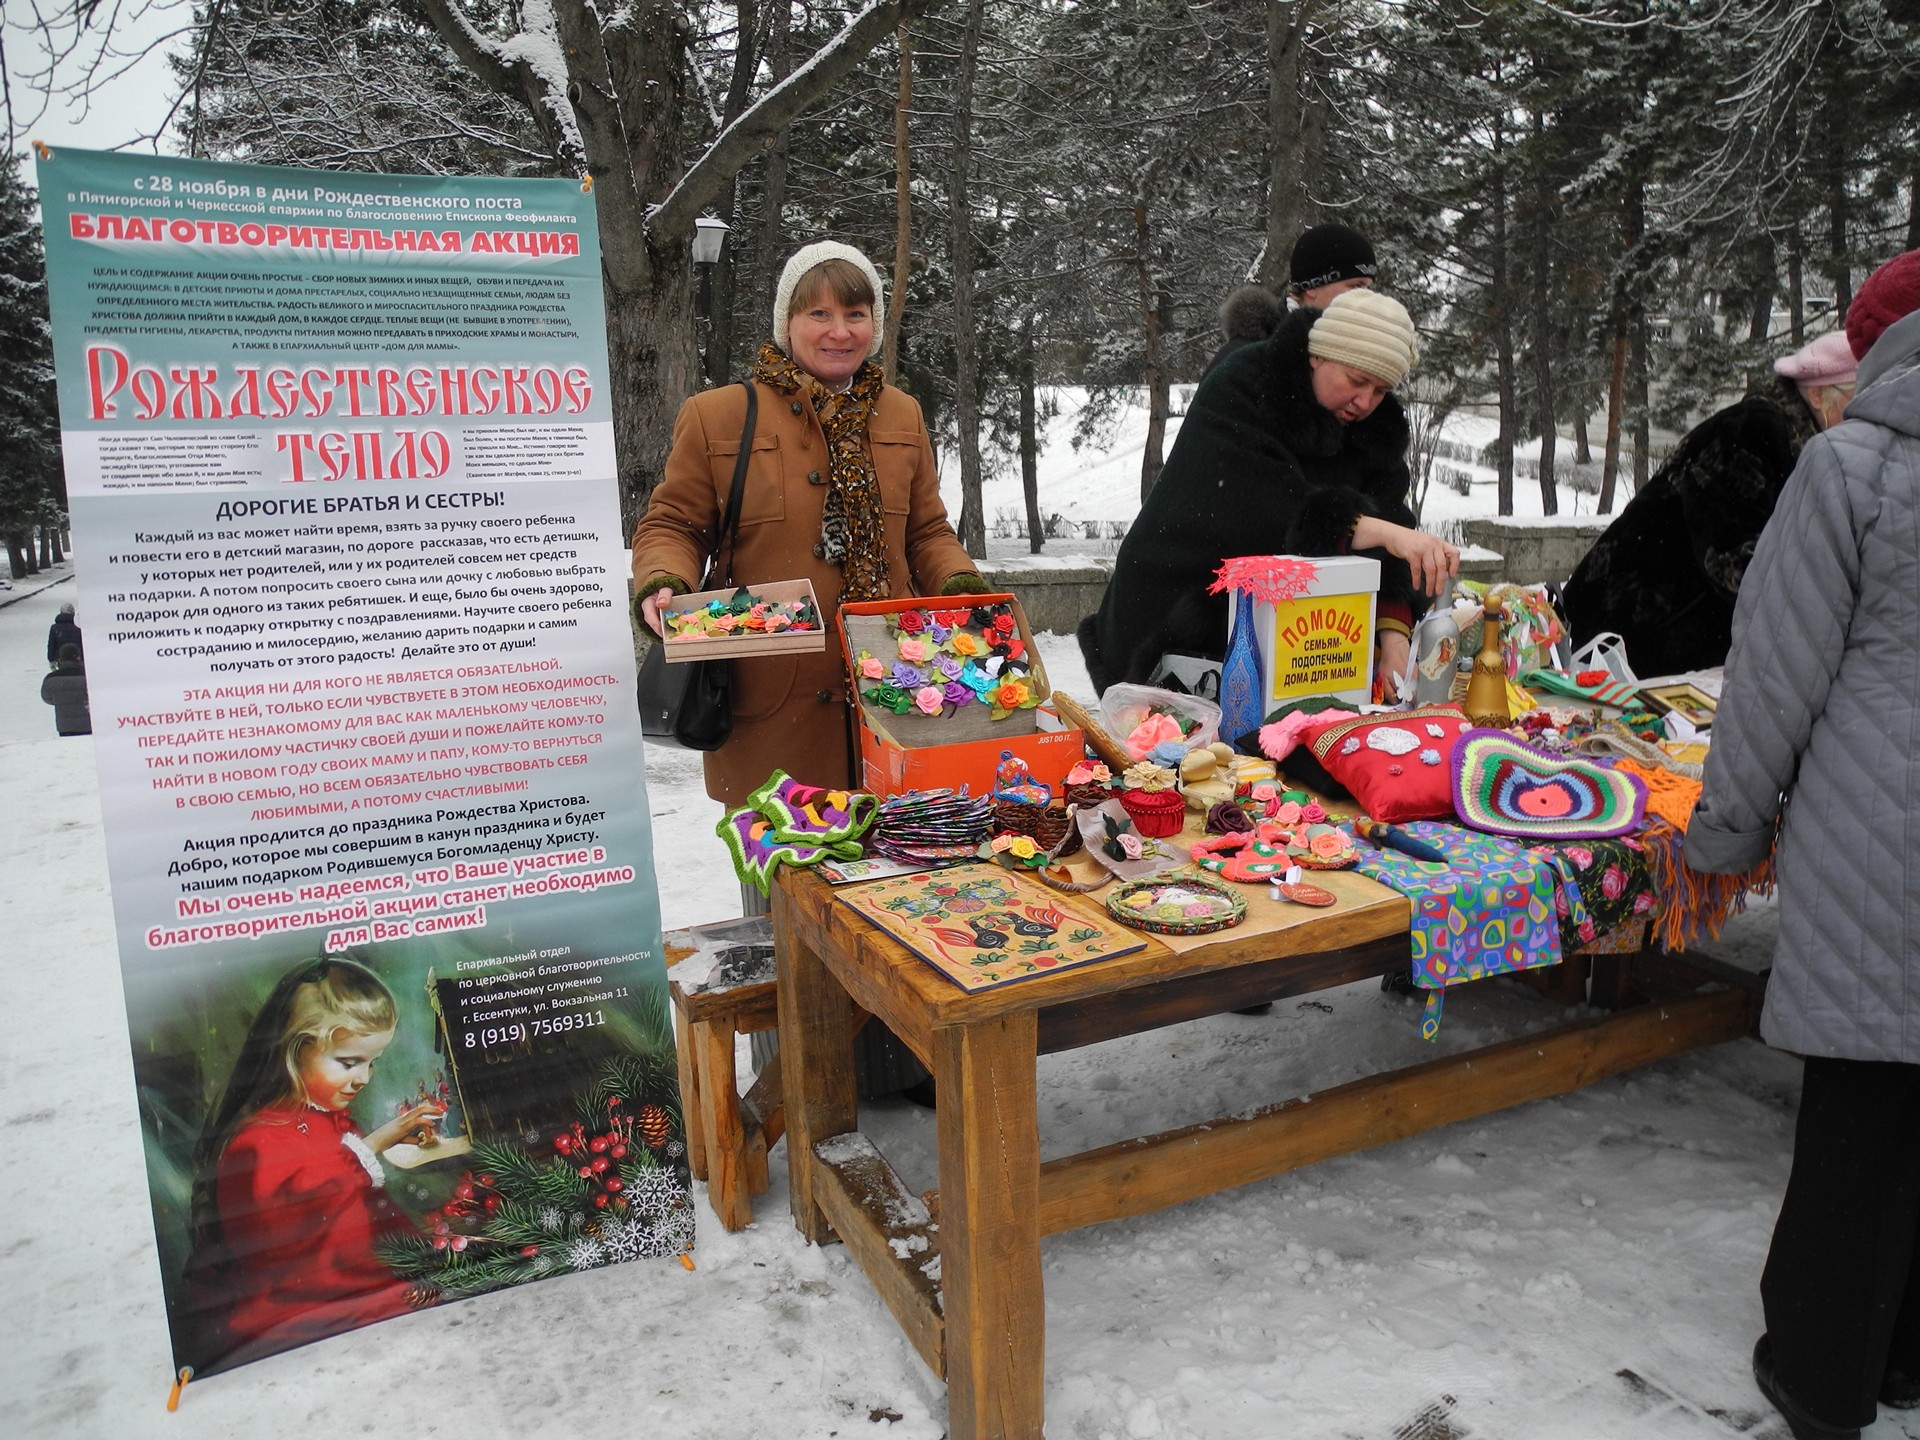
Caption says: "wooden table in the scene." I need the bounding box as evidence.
[773,857,1756,1440]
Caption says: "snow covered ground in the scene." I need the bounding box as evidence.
[4,472,1915,1438]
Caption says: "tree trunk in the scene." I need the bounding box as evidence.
[882,22,913,384]
[755,1,794,335]
[1529,111,1557,517]
[1019,314,1042,555]
[1490,111,1515,516]
[948,0,987,558]
[6,536,29,580]
[705,0,762,386]
[1134,202,1170,500]
[1598,330,1627,514]
[1826,134,1852,318]
[1257,1,1321,290]
[1573,407,1591,467]
[48,528,64,563]
[608,258,700,541]
[1787,228,1806,343]
[1747,232,1775,343]
[1630,310,1650,492]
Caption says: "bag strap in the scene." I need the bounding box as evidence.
[706,380,759,589]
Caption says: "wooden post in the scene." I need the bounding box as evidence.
[670,993,708,1182]
[935,1011,1044,1439]
[775,878,857,1244]
[696,1019,753,1231]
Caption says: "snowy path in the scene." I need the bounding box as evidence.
[3,570,1915,1439]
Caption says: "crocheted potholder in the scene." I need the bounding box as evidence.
[1450,728,1647,841]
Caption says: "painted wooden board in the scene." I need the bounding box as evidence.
[836,866,1145,991]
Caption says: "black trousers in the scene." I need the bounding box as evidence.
[1763,1054,1920,1427]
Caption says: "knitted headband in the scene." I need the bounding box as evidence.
[772,241,887,358]
[1306,289,1420,388]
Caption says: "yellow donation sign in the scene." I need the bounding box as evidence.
[1267,592,1373,702]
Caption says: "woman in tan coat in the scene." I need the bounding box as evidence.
[633,240,984,807]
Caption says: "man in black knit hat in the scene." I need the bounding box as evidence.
[1208,223,1379,374]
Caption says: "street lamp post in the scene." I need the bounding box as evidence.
[692,216,730,386]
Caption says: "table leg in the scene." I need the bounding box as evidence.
[935,1010,1043,1440]
[695,1018,753,1231]
[775,881,857,1245]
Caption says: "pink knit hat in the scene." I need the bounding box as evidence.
[1773,330,1857,387]
[1846,249,1920,360]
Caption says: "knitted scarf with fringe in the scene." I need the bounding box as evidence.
[751,342,890,603]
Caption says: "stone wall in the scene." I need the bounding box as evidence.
[1455,519,1609,586]
[975,561,1114,636]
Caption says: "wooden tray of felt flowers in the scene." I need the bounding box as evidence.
[658,578,827,661]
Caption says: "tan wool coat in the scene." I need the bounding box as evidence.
[632,378,979,806]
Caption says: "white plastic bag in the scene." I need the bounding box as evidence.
[1570,631,1638,685]
[1098,683,1222,759]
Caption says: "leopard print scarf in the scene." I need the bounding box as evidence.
[750,342,891,603]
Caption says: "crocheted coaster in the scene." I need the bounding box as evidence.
[1450,729,1648,841]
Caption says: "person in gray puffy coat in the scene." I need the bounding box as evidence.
[1686,249,1920,1440]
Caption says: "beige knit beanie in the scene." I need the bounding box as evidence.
[772,241,886,358]
[1306,289,1420,388]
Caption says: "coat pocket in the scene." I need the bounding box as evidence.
[869,429,923,515]
[730,654,797,723]
[706,433,786,525]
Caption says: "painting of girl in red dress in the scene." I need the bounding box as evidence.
[180,956,447,1373]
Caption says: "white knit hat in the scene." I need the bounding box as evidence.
[1306,288,1420,388]
[772,241,886,358]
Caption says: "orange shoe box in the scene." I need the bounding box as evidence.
[840,593,1086,799]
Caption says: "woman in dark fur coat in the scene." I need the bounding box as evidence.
[1562,330,1857,679]
[1079,289,1457,694]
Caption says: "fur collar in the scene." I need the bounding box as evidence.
[1262,308,1410,468]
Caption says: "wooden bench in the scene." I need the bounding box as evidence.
[666,921,784,1231]
[667,921,875,1232]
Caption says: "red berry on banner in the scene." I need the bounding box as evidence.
[609,1144,628,1160]
[578,1165,594,1179]
[521,1245,539,1258]
[592,1193,610,1209]
[605,1176,624,1193]
[590,1156,610,1174]
[454,1181,475,1201]
[637,1103,670,1148]
[477,1174,496,1187]
[608,1096,624,1110]
[553,1135,573,1154]
[589,1135,609,1154]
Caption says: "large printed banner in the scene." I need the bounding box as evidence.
[36,149,689,1380]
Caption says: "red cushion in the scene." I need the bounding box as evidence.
[1304,705,1470,824]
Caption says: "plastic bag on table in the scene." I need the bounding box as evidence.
[1098,682,1223,761]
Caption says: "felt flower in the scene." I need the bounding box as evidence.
[949,631,985,657]
[740,612,767,631]
[1008,836,1038,859]
[712,613,739,633]
[1251,782,1277,805]
[1273,800,1303,826]
[928,623,951,645]
[914,686,943,716]
[1300,801,1327,823]
[942,680,974,709]
[996,678,1032,710]
[960,661,995,694]
[896,610,927,635]
[766,613,792,631]
[990,834,1014,853]
[992,612,1016,637]
[1600,864,1627,900]
[1309,830,1350,860]
[898,637,929,664]
[1005,636,1026,660]
[968,607,996,629]
[934,655,964,681]
[859,654,885,680]
[1118,833,1144,860]
[890,662,928,689]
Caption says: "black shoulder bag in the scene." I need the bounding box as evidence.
[636,381,758,750]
